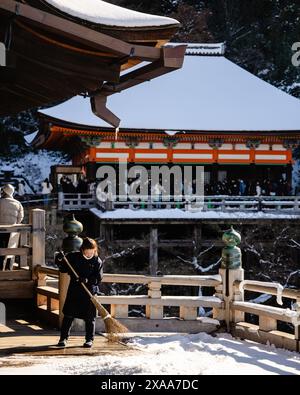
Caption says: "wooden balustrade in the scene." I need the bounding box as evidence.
[58,193,95,211]
[100,195,300,213]
[0,209,45,299]
[35,267,223,330]
[34,265,300,351]
[57,192,300,213]
[232,279,300,351]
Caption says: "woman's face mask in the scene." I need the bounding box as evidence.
[82,249,95,260]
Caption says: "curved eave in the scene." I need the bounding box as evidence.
[21,0,180,42]
[0,1,184,117]
[34,113,300,151]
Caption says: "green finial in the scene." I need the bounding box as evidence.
[221,226,242,270]
[62,214,83,252]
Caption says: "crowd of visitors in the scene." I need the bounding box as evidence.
[204,178,291,196]
[59,176,96,195]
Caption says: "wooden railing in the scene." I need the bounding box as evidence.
[57,193,300,213]
[96,195,300,213]
[0,209,45,299]
[231,280,300,351]
[35,265,300,351]
[35,267,223,330]
[36,266,60,326]
[215,268,300,352]
[99,273,222,321]
[58,193,95,211]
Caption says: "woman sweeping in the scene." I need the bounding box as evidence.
[56,237,103,348]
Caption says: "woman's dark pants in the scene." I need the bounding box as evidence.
[60,315,96,342]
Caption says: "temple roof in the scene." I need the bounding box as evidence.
[43,0,179,28]
[40,43,300,132]
[0,1,183,117]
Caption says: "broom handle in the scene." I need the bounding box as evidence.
[58,250,94,300]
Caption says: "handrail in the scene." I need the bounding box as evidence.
[235,280,300,300]
[36,266,222,286]
[0,224,32,232]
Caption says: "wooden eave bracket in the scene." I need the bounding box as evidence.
[90,95,121,128]
[91,45,186,127]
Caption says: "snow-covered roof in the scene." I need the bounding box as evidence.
[40,43,300,131]
[172,43,226,56]
[44,0,179,28]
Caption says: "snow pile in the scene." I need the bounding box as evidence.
[0,150,70,193]
[91,208,300,220]
[0,333,300,375]
[45,0,179,27]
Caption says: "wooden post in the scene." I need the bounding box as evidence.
[46,210,51,226]
[230,268,244,324]
[149,227,158,276]
[294,298,300,344]
[37,294,47,307]
[50,206,57,226]
[58,192,64,211]
[105,225,112,243]
[180,306,198,320]
[51,298,59,312]
[59,272,70,328]
[31,209,46,280]
[99,223,105,240]
[214,268,244,327]
[193,225,202,250]
[37,266,47,287]
[259,316,277,332]
[111,304,128,319]
[19,231,28,268]
[213,279,225,321]
[146,279,163,319]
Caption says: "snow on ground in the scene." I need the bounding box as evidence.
[91,208,300,220]
[45,0,179,27]
[0,150,70,193]
[0,333,299,375]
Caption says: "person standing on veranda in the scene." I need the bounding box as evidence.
[41,178,53,206]
[0,184,24,270]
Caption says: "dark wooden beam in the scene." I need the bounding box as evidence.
[1,0,163,61]
[101,45,186,96]
[149,227,158,276]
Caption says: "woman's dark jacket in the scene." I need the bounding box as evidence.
[57,251,103,320]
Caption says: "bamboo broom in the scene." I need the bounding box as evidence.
[59,250,128,342]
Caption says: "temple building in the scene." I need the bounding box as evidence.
[34,43,300,192]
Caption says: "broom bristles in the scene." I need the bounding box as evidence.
[91,296,129,342]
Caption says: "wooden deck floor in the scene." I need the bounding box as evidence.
[0,320,133,358]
